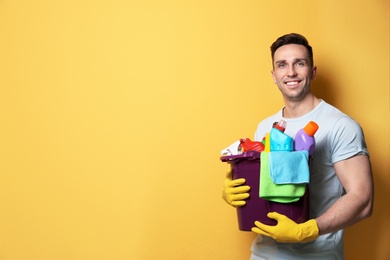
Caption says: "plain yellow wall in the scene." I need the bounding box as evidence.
[0,0,388,259]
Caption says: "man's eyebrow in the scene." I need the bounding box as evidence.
[275,58,307,64]
[294,58,308,63]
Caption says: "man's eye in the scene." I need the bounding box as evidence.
[296,62,305,67]
[277,63,286,68]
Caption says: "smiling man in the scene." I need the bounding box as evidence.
[272,45,316,101]
[222,33,374,259]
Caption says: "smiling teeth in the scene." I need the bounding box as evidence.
[286,82,298,85]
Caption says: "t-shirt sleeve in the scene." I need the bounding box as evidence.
[254,111,284,141]
[254,123,268,141]
[329,116,369,164]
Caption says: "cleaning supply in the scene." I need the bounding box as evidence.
[220,151,310,230]
[220,140,241,155]
[252,212,319,243]
[269,151,310,184]
[273,120,287,132]
[239,138,265,152]
[263,120,286,152]
[259,152,306,203]
[294,121,319,157]
[264,133,271,152]
[270,120,293,152]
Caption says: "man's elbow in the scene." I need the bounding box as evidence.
[361,195,374,220]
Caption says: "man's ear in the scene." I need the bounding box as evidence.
[311,66,317,80]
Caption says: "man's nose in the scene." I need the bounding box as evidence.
[287,65,297,77]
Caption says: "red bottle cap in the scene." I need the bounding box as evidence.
[304,121,319,136]
[273,120,286,132]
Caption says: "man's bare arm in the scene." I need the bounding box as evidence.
[315,155,374,235]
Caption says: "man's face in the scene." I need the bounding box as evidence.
[271,44,316,102]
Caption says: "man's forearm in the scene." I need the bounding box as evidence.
[316,155,374,235]
[315,190,373,235]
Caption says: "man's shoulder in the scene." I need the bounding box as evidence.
[254,110,283,140]
[257,110,283,128]
[312,100,348,121]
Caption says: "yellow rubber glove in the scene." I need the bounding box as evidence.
[222,170,250,207]
[251,212,319,243]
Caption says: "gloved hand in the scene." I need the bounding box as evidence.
[251,212,319,243]
[222,170,250,207]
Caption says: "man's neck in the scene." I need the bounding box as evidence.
[283,95,321,118]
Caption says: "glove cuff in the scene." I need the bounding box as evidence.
[299,219,319,242]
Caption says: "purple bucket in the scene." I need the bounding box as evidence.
[220,151,310,231]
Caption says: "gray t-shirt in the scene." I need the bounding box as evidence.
[251,100,369,260]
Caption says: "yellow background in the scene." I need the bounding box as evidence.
[0,0,388,259]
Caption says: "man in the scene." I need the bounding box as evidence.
[222,33,373,259]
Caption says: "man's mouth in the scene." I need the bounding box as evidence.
[285,81,300,87]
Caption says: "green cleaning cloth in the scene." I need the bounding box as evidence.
[259,152,306,203]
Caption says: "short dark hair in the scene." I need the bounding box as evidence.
[270,33,314,67]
